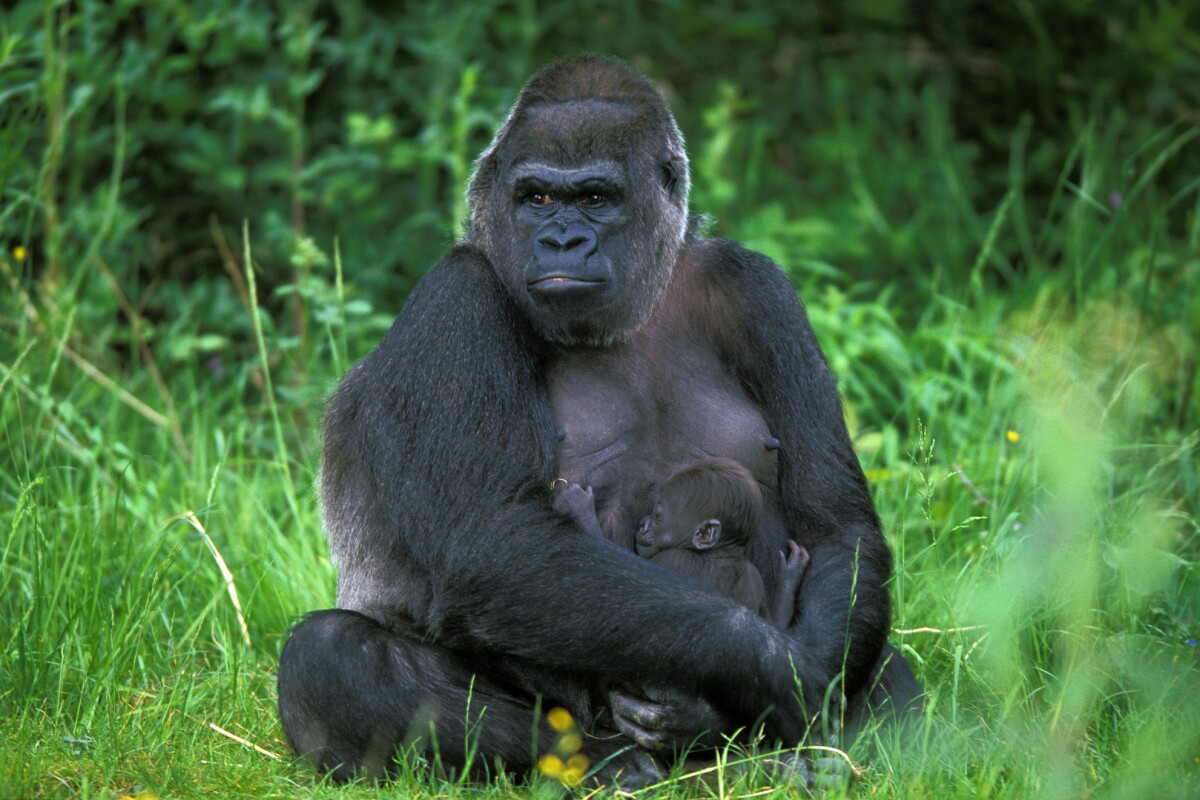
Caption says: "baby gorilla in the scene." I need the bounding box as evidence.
[554,458,809,628]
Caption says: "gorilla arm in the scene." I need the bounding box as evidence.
[705,238,893,710]
[602,241,894,749]
[321,245,811,741]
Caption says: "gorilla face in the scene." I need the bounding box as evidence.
[483,140,683,347]
[512,160,628,319]
[466,60,691,347]
[635,495,720,560]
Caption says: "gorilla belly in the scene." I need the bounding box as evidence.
[547,336,780,553]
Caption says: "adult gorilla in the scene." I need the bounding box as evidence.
[278,56,920,785]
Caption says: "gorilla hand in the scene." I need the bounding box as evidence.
[551,482,605,538]
[551,482,595,520]
[608,684,729,753]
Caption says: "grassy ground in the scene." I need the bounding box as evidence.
[2,14,1198,800]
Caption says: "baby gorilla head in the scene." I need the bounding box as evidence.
[635,458,808,629]
[637,458,763,559]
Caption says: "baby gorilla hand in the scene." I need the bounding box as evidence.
[551,482,604,537]
[780,540,810,579]
[769,541,810,629]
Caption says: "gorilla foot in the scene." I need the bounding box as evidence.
[580,739,662,791]
[766,749,860,793]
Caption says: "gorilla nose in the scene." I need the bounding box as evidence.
[636,516,655,552]
[537,230,594,252]
[528,221,609,301]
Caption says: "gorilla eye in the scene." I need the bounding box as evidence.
[528,192,554,206]
[579,192,607,208]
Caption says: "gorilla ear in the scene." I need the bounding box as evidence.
[692,519,721,550]
[660,154,684,199]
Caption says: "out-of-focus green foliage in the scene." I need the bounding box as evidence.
[3,1,1197,306]
[3,0,1197,452]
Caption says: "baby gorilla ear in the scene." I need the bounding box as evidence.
[691,519,722,550]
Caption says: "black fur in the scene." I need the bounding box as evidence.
[277,56,921,785]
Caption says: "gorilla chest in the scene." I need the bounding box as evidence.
[546,341,778,548]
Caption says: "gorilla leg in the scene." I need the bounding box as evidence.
[845,644,924,737]
[277,610,658,785]
[278,610,539,780]
[763,645,922,791]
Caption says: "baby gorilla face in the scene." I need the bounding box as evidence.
[636,494,716,558]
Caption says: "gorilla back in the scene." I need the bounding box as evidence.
[278,56,920,786]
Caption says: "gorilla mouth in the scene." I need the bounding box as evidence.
[527,275,609,291]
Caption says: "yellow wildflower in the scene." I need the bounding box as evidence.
[538,753,564,777]
[547,706,573,732]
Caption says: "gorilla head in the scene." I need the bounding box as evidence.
[467,57,691,346]
[635,458,764,560]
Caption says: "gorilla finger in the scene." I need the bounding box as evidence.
[588,745,662,789]
[611,713,671,752]
[608,686,667,729]
[780,540,798,569]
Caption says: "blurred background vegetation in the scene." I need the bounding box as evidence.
[1,1,1197,798]
[3,1,1198,447]
[3,1,1198,420]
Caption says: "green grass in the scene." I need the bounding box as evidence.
[2,8,1199,798]
[6,223,1196,799]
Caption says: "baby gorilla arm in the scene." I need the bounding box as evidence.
[551,482,606,538]
[770,540,810,629]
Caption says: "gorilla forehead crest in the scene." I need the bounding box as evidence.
[471,57,690,205]
[519,101,652,167]
[507,58,687,167]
